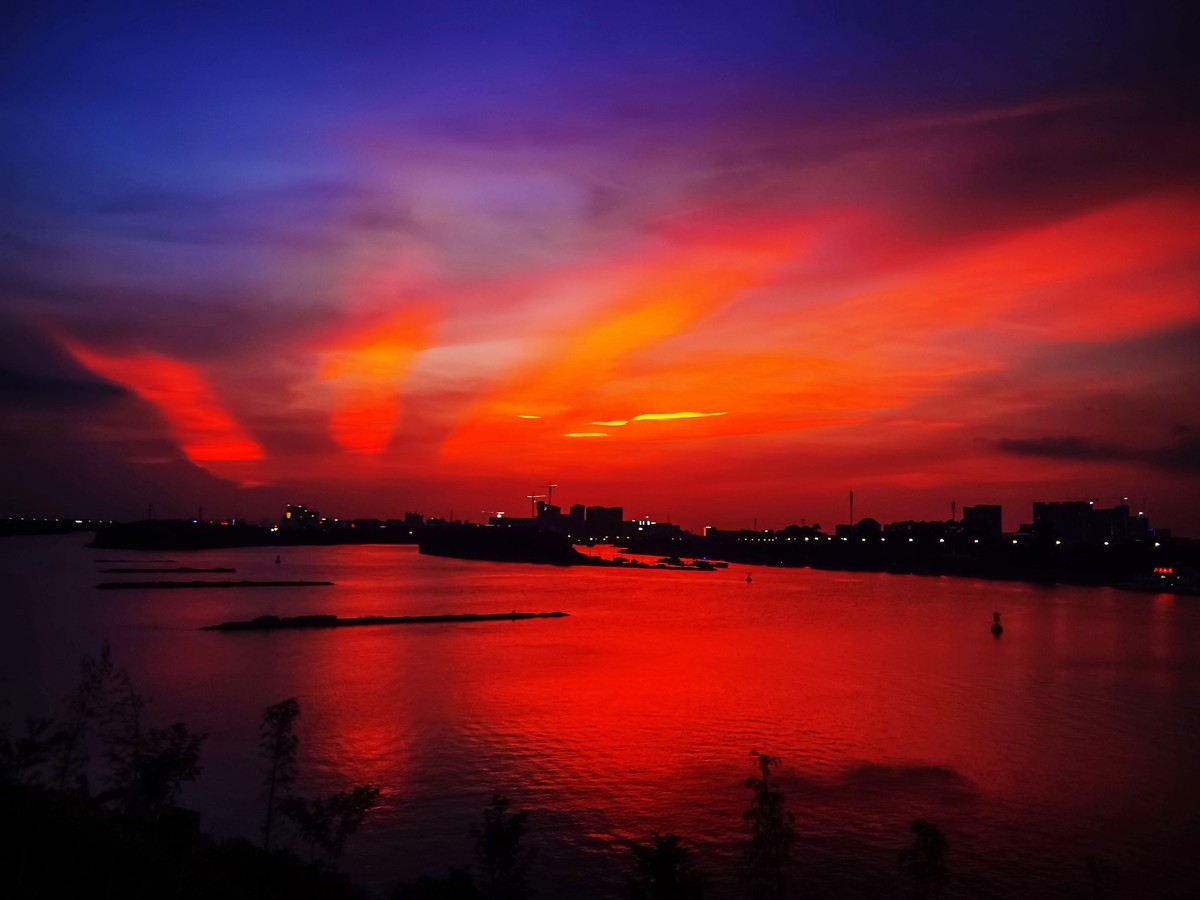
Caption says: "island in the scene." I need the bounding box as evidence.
[202,611,570,631]
[417,524,717,569]
[418,524,589,564]
[97,580,334,590]
[99,567,237,573]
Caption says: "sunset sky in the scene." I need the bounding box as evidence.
[2,1,1197,534]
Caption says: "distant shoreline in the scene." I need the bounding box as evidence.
[6,520,1194,594]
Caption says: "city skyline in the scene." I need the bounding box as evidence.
[2,2,1198,534]
[7,491,1180,546]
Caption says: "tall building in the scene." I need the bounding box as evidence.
[1032,501,1093,543]
[281,504,320,530]
[585,505,623,540]
[962,504,1002,538]
[1029,500,1150,545]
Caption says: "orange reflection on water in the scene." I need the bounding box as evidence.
[22,543,1196,897]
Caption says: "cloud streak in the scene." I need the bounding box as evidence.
[57,338,265,467]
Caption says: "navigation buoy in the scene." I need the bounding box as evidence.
[991,611,1003,637]
[746,572,753,583]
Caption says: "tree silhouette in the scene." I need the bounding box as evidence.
[472,793,534,900]
[8,647,206,815]
[740,752,796,900]
[260,697,300,851]
[627,832,704,900]
[1085,854,1121,899]
[0,715,58,785]
[392,868,481,900]
[899,820,949,900]
[51,643,122,792]
[87,656,207,820]
[280,784,382,864]
[110,721,206,820]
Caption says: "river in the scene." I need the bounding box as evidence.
[1,534,1196,898]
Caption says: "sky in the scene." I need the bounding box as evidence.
[1,1,1198,534]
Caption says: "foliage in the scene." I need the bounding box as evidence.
[50,643,124,792]
[472,793,535,900]
[111,721,207,820]
[5,645,206,819]
[1,781,368,900]
[0,715,59,786]
[740,752,796,900]
[899,820,949,900]
[1085,854,1121,899]
[260,696,301,851]
[280,784,382,864]
[391,868,481,900]
[627,832,704,900]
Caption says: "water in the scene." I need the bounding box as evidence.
[2,534,1197,898]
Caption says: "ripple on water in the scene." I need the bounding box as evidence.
[2,541,1198,898]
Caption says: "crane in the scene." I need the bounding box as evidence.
[525,494,547,517]
[546,483,558,505]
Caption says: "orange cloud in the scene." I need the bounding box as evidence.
[319,310,433,454]
[630,411,727,422]
[441,216,822,463]
[797,191,1200,352]
[58,338,264,465]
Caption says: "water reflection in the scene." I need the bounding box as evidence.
[1,537,1198,898]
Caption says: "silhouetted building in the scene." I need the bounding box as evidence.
[1032,501,1092,544]
[585,505,623,541]
[281,504,320,530]
[703,526,776,542]
[855,517,882,538]
[488,514,539,529]
[530,501,579,536]
[1025,500,1151,545]
[1090,503,1150,543]
[884,519,956,540]
[569,504,586,531]
[1027,496,1147,547]
[778,524,825,541]
[629,516,681,539]
[962,504,1002,539]
[835,518,883,540]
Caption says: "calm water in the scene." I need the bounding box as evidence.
[2,534,1197,898]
